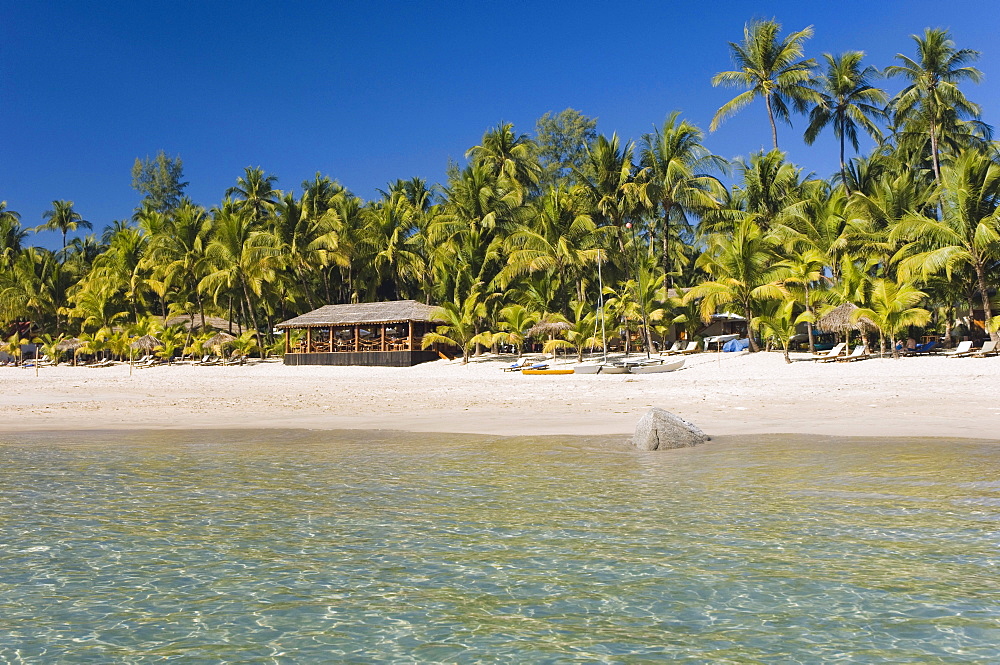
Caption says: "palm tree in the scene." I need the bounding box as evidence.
[805,52,887,191]
[685,218,789,352]
[853,278,930,358]
[226,167,279,223]
[498,185,603,303]
[541,301,600,363]
[639,113,726,289]
[421,287,490,364]
[891,150,1000,341]
[885,29,985,183]
[37,200,91,254]
[491,304,538,357]
[200,208,281,336]
[756,300,799,363]
[779,247,829,352]
[466,122,540,193]
[0,202,26,262]
[711,19,819,149]
[3,332,25,366]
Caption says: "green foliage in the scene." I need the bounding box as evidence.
[131,151,188,214]
[535,109,598,188]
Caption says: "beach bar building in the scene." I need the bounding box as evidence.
[276,300,442,366]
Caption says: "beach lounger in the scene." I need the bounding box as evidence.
[904,339,938,355]
[835,345,870,362]
[503,357,534,371]
[676,341,701,355]
[812,342,846,361]
[973,340,999,357]
[942,340,975,357]
[86,358,115,368]
[662,340,683,354]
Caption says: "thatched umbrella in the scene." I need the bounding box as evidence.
[203,331,235,357]
[527,320,570,338]
[56,337,84,366]
[130,334,163,353]
[816,303,877,334]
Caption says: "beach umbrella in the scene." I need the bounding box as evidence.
[202,331,235,355]
[816,303,876,334]
[527,320,571,338]
[56,337,84,366]
[130,334,163,352]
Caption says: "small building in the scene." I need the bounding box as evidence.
[276,300,442,366]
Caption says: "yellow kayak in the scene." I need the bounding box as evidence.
[522,369,575,375]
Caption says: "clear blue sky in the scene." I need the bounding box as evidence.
[4,1,998,248]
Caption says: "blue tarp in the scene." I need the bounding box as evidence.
[722,338,750,352]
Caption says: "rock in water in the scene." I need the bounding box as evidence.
[632,408,707,451]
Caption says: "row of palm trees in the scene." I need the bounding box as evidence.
[1,22,997,363]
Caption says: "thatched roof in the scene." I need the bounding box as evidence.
[527,320,571,337]
[130,334,163,351]
[817,303,877,333]
[276,300,440,329]
[163,314,235,333]
[56,338,84,351]
[203,332,236,349]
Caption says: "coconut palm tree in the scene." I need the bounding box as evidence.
[200,208,281,336]
[37,200,91,255]
[491,304,538,357]
[756,300,800,363]
[639,112,727,289]
[891,150,1000,341]
[421,287,491,364]
[711,19,819,149]
[498,185,603,302]
[885,28,985,183]
[853,278,930,358]
[466,122,541,193]
[804,52,887,191]
[685,218,789,352]
[541,301,600,363]
[0,202,26,262]
[226,167,279,224]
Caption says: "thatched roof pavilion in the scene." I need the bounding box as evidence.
[817,303,877,334]
[275,300,444,366]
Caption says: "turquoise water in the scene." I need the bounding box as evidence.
[1,430,999,663]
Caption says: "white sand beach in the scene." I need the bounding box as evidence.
[2,351,999,440]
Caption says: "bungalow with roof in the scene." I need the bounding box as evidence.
[275,300,445,366]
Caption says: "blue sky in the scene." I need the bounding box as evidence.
[4,1,999,248]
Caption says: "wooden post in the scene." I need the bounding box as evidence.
[306,327,312,353]
[381,324,386,351]
[330,326,334,352]
[408,321,414,351]
[284,330,290,355]
[354,325,360,352]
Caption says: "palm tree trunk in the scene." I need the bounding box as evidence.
[929,121,941,183]
[744,304,760,352]
[662,205,672,292]
[974,260,997,342]
[765,94,779,150]
[839,129,850,195]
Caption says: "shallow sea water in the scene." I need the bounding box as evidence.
[1,430,999,664]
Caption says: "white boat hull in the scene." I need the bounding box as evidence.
[628,359,685,374]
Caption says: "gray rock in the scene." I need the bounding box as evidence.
[632,408,708,451]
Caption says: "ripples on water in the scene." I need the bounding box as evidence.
[1,430,999,663]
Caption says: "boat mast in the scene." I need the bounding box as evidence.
[597,250,608,363]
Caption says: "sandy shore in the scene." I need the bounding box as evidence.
[1,351,998,440]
